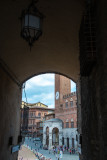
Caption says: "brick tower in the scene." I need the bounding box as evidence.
[55,74,71,114]
[55,74,77,130]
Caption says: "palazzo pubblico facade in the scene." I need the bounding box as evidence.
[43,74,77,150]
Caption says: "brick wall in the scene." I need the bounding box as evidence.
[79,1,107,160]
[55,74,77,129]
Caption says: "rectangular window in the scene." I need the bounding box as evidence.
[38,113,41,117]
[66,122,69,128]
[65,102,68,108]
[70,101,73,107]
[71,122,74,128]
[30,112,33,117]
[60,104,63,107]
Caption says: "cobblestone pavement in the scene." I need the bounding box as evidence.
[18,145,37,160]
[22,137,79,160]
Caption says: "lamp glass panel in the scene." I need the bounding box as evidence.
[25,15,29,27]
[25,14,40,29]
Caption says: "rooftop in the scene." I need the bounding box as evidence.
[45,118,63,122]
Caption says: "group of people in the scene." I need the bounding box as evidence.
[49,146,63,160]
[51,145,76,155]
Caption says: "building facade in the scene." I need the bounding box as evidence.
[43,74,77,149]
[21,101,54,139]
[45,113,55,120]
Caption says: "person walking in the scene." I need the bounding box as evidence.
[57,149,60,159]
[56,153,58,160]
[60,150,63,159]
[69,149,71,155]
[72,147,73,154]
[54,148,56,155]
[49,149,51,154]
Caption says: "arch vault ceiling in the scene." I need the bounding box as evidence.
[0,0,84,83]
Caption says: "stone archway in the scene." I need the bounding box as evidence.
[62,137,64,145]
[46,127,49,147]
[67,137,69,148]
[43,118,63,149]
[0,0,106,160]
[72,138,74,148]
[52,127,59,146]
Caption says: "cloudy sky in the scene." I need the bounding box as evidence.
[22,73,76,108]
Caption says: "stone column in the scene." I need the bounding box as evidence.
[43,133,46,147]
[49,129,52,149]
[43,127,46,147]
[59,131,62,146]
[74,138,77,149]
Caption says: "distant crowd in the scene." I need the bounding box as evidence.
[35,145,78,160]
[51,145,77,155]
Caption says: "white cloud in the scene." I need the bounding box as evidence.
[23,92,55,108]
[25,74,54,90]
[33,92,54,104]
[22,97,34,103]
[48,104,54,108]
[22,74,76,109]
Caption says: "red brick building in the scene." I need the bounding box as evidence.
[21,101,54,137]
[43,74,77,149]
[55,74,77,129]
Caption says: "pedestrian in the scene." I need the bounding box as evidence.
[56,153,58,160]
[55,147,58,154]
[69,149,71,155]
[74,148,75,154]
[54,148,55,155]
[57,149,60,159]
[40,144,42,149]
[60,150,63,159]
[72,147,73,154]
